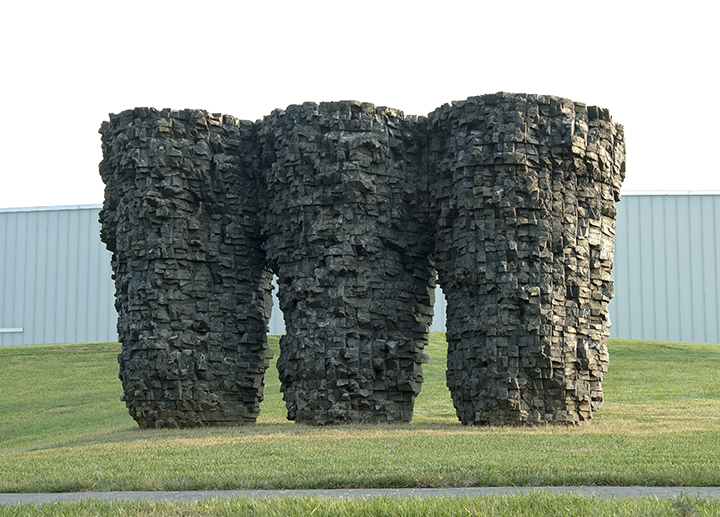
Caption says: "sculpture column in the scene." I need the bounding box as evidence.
[99,108,273,428]
[259,101,435,424]
[428,93,625,425]
[571,104,626,418]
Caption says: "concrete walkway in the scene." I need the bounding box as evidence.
[3,487,720,505]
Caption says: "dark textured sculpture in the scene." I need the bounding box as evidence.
[99,93,625,428]
[428,94,622,424]
[259,103,435,424]
[99,109,273,428]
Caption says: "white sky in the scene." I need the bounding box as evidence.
[1,0,718,209]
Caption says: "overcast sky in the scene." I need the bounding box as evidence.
[2,0,718,209]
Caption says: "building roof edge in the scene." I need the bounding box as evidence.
[0,204,103,213]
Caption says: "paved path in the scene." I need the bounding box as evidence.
[3,487,720,505]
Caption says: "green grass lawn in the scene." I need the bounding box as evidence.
[0,333,719,494]
[3,494,720,517]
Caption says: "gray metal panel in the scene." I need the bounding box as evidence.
[609,194,720,343]
[677,196,695,341]
[0,212,29,346]
[702,196,720,343]
[650,197,668,339]
[663,196,681,341]
[0,213,22,345]
[267,278,284,335]
[430,286,447,332]
[689,197,706,340]
[0,206,117,346]
[611,197,630,339]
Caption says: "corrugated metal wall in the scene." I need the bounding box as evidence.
[0,206,117,346]
[609,193,720,343]
[1,194,719,345]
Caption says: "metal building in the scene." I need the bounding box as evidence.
[610,192,720,343]
[0,205,116,346]
[1,193,719,345]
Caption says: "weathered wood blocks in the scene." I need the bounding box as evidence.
[259,102,434,424]
[427,94,624,425]
[99,108,273,428]
[99,93,625,428]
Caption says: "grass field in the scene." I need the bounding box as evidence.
[1,333,719,496]
[3,493,720,517]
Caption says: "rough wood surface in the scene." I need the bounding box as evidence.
[99,93,625,428]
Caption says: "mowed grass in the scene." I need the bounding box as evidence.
[3,494,720,517]
[0,333,719,493]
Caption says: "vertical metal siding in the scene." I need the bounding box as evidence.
[267,277,284,335]
[609,194,720,343]
[430,286,447,332]
[677,196,695,340]
[0,213,23,345]
[0,207,117,346]
[701,196,720,342]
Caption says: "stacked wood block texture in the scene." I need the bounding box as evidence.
[427,93,625,425]
[99,93,624,428]
[99,108,273,428]
[259,102,434,424]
